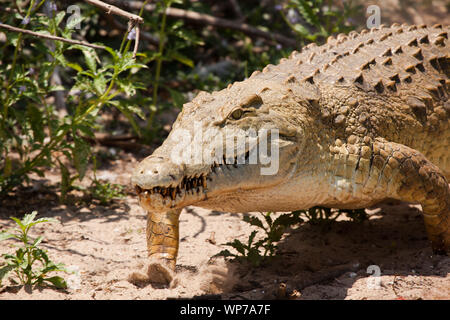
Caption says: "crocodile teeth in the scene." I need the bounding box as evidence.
[202,176,207,188]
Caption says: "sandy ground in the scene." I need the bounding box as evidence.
[0,150,448,300]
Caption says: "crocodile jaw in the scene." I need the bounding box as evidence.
[132,140,299,213]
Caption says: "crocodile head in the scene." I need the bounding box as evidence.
[132,76,314,213]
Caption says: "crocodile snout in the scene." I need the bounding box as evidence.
[131,156,183,190]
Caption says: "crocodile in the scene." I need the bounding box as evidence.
[131,24,450,285]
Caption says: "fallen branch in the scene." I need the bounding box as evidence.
[227,0,245,21]
[107,0,298,47]
[0,22,106,50]
[82,133,151,152]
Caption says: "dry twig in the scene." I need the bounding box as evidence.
[0,0,146,56]
[84,0,143,24]
[84,0,144,57]
[107,0,298,47]
[0,22,106,49]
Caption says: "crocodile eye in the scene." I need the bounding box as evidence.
[230,109,243,120]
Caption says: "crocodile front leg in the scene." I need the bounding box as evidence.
[328,137,449,254]
[145,208,181,285]
[128,208,181,287]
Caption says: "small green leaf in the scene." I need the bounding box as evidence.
[116,79,136,96]
[10,217,25,232]
[167,51,194,68]
[53,52,68,67]
[7,32,20,47]
[93,74,107,95]
[69,45,98,73]
[263,212,273,227]
[0,264,15,283]
[27,106,45,143]
[54,11,66,26]
[124,105,145,120]
[243,215,264,229]
[229,239,246,256]
[32,236,43,247]
[247,230,258,248]
[75,124,95,138]
[3,156,12,177]
[273,212,302,228]
[28,217,58,227]
[213,249,236,258]
[292,24,311,37]
[65,15,84,30]
[103,46,119,61]
[49,85,65,92]
[0,232,15,242]
[72,136,90,180]
[67,63,83,72]
[21,211,38,227]
[167,88,185,109]
[44,276,67,289]
[114,104,143,136]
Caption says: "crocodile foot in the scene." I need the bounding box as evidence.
[128,258,178,288]
[147,260,176,286]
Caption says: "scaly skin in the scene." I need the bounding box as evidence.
[132,24,450,284]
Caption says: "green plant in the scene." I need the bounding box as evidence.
[87,156,125,204]
[279,0,361,44]
[340,208,368,223]
[0,0,362,200]
[88,179,125,205]
[217,207,368,266]
[142,0,202,138]
[0,0,147,197]
[59,153,125,204]
[0,211,68,288]
[293,206,368,224]
[215,211,302,267]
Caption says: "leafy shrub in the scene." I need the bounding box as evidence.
[293,207,368,225]
[0,211,68,288]
[280,0,361,43]
[0,0,360,200]
[215,211,302,267]
[0,0,147,197]
[216,207,368,266]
